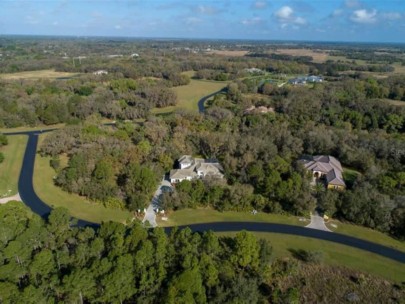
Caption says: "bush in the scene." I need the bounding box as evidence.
[0,152,4,163]
[0,134,8,147]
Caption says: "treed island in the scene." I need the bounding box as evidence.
[0,37,405,303]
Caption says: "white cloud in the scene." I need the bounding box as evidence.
[241,17,263,26]
[294,16,307,25]
[253,1,267,9]
[275,6,307,27]
[351,9,377,24]
[115,25,122,30]
[275,6,293,20]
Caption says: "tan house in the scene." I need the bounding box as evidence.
[300,155,346,190]
[169,155,224,184]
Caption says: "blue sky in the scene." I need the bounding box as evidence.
[1,0,405,42]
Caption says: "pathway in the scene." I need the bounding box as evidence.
[0,193,22,204]
[142,178,172,227]
[305,211,331,232]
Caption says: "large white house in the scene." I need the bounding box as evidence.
[169,155,224,183]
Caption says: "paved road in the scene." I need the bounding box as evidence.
[3,110,405,264]
[197,88,227,113]
[306,212,331,232]
[167,222,405,264]
[142,178,172,227]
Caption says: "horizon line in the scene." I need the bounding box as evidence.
[1,34,405,46]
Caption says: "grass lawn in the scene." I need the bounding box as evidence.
[33,135,133,224]
[0,135,28,197]
[217,232,405,282]
[151,79,227,114]
[327,220,405,252]
[158,208,305,227]
[0,69,80,80]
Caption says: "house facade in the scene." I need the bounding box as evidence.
[169,155,224,184]
[300,155,346,190]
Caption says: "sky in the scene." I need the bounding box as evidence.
[1,0,405,43]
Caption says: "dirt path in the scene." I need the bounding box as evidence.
[0,193,22,204]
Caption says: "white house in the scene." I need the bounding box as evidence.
[170,155,224,184]
[93,70,108,76]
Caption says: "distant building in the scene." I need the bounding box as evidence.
[169,155,224,184]
[243,105,275,115]
[289,75,323,85]
[245,68,264,74]
[131,53,139,58]
[93,70,108,76]
[300,155,346,190]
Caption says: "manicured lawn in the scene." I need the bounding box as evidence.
[0,69,80,80]
[218,232,405,282]
[158,208,306,227]
[0,135,28,197]
[327,220,405,252]
[33,135,133,224]
[151,79,227,114]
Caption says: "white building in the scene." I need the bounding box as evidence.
[169,155,224,183]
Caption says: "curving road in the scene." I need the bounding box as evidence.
[2,103,405,263]
[197,88,227,113]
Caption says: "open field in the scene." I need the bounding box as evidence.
[0,135,28,197]
[218,232,405,282]
[158,208,306,227]
[0,69,80,80]
[273,48,329,63]
[151,79,227,114]
[206,50,249,57]
[33,135,133,224]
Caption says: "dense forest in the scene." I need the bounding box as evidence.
[1,37,405,240]
[0,203,403,303]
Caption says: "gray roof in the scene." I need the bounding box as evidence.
[178,155,193,164]
[169,169,197,180]
[301,155,345,187]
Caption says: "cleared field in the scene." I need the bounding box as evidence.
[0,69,80,80]
[218,232,405,282]
[0,135,28,197]
[206,50,249,57]
[274,48,329,63]
[151,79,227,114]
[33,135,133,224]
